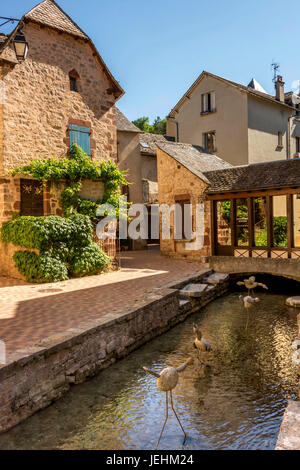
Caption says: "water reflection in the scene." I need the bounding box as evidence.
[0,292,298,450]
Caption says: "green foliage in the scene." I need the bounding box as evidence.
[13,251,68,283]
[273,216,288,247]
[11,144,129,221]
[69,243,110,277]
[132,116,167,135]
[1,214,92,251]
[1,214,110,283]
[221,201,231,223]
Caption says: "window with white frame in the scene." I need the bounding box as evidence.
[201,92,216,114]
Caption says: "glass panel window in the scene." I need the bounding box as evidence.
[203,131,216,152]
[201,92,216,113]
[272,195,288,247]
[253,197,268,247]
[235,198,249,246]
[293,194,300,247]
[69,124,91,156]
[216,200,231,246]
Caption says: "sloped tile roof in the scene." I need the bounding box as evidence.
[156,141,232,183]
[204,159,300,193]
[116,108,140,133]
[140,133,174,156]
[25,0,87,39]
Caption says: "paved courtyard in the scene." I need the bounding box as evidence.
[0,249,206,354]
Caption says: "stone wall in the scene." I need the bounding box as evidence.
[1,22,117,172]
[0,269,228,433]
[276,312,300,450]
[157,147,211,260]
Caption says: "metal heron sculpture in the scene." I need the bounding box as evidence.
[237,276,268,296]
[143,358,192,449]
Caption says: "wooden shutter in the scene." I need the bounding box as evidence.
[203,94,208,112]
[20,179,44,216]
[211,92,216,111]
[69,124,91,155]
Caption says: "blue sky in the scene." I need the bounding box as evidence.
[1,0,300,122]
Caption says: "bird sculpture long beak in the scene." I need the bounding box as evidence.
[142,367,160,378]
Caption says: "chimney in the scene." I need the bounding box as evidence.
[275,75,285,102]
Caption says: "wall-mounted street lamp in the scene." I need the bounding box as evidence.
[13,31,29,61]
[0,17,29,61]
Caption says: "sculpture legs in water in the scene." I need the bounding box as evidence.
[156,391,187,449]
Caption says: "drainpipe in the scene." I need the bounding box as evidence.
[288,114,297,160]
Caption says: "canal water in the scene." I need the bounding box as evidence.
[0,292,298,450]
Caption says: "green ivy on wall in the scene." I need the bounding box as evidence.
[11,144,129,221]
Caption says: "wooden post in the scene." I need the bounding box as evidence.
[267,196,273,257]
[287,194,293,258]
[230,199,235,255]
[248,197,253,257]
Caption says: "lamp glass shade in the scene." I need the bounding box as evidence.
[13,34,29,61]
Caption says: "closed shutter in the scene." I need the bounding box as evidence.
[21,179,44,216]
[211,92,216,111]
[203,93,208,112]
[69,124,91,155]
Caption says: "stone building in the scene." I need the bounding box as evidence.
[157,142,300,279]
[167,71,300,166]
[0,0,124,224]
[0,0,124,277]
[116,107,172,248]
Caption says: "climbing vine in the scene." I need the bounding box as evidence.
[11,144,129,222]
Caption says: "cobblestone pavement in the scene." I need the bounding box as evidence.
[0,249,206,354]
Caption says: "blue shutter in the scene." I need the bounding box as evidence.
[69,125,91,156]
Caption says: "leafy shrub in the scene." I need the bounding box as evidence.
[2,214,110,283]
[1,214,92,251]
[69,243,110,277]
[13,251,68,283]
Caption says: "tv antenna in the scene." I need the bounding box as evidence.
[271,62,280,87]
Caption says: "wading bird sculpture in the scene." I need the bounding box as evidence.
[143,358,192,449]
[237,276,268,296]
[193,324,212,353]
[239,295,260,330]
[239,295,260,309]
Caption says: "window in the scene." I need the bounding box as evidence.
[140,141,149,149]
[296,137,300,154]
[203,131,216,152]
[69,124,91,155]
[293,194,300,247]
[175,198,191,240]
[20,179,44,216]
[201,92,216,114]
[278,131,283,148]
[69,69,80,92]
[235,198,249,246]
[272,195,288,247]
[253,197,268,247]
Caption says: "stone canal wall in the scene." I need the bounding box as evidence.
[0,270,229,434]
[276,312,300,450]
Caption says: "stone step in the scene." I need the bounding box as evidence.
[204,272,230,286]
[180,283,214,298]
[286,297,300,308]
[179,299,191,307]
